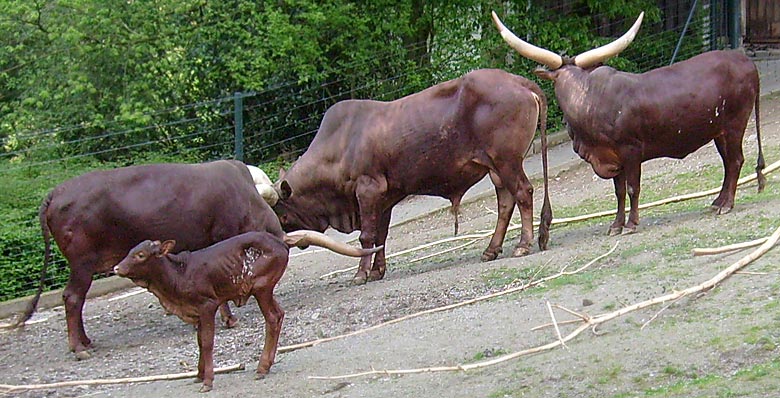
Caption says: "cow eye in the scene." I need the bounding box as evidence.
[135,252,146,260]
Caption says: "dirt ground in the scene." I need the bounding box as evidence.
[2,94,780,398]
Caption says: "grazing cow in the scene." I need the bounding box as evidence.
[492,12,766,235]
[17,160,376,359]
[263,69,553,285]
[113,232,287,392]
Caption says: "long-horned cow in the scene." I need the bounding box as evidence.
[17,160,377,359]
[492,11,766,235]
[264,69,553,285]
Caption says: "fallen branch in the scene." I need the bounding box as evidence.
[279,242,619,354]
[409,239,481,264]
[692,237,769,256]
[318,159,779,280]
[0,363,245,394]
[308,225,779,380]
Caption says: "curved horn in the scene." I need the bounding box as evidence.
[255,183,279,206]
[573,12,644,68]
[283,230,382,257]
[491,11,563,70]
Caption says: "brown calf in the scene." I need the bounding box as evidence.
[113,231,289,393]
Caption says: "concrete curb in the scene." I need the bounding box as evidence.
[0,276,135,321]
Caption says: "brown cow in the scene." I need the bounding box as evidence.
[113,232,286,392]
[492,12,766,235]
[265,69,553,285]
[17,160,376,359]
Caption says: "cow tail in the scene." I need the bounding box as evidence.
[14,192,54,327]
[754,86,766,193]
[536,90,553,251]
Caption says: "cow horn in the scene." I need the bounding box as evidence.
[573,12,644,68]
[255,183,279,206]
[491,11,563,70]
[283,230,382,257]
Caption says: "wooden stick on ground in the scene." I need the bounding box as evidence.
[279,242,619,354]
[0,364,245,394]
[308,225,780,381]
[692,237,769,256]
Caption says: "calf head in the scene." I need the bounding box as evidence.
[114,240,176,282]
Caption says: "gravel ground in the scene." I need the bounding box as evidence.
[1,94,780,398]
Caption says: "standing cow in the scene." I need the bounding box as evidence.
[492,11,766,235]
[262,69,553,285]
[17,160,376,359]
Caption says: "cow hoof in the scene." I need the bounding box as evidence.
[223,316,238,329]
[621,226,637,235]
[255,372,267,380]
[716,206,733,215]
[481,247,501,262]
[512,246,531,257]
[352,275,368,286]
[74,350,92,361]
[608,226,622,236]
[367,270,385,282]
[198,384,213,393]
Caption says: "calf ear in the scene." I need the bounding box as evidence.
[160,240,176,256]
[280,180,293,200]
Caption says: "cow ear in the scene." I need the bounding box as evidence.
[280,180,292,200]
[159,240,176,256]
[533,68,558,81]
[278,167,286,180]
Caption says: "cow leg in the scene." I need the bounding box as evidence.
[62,265,94,359]
[368,210,392,282]
[609,173,627,236]
[254,289,284,378]
[353,176,387,285]
[195,305,218,393]
[711,134,744,214]
[623,163,642,234]
[509,173,535,257]
[493,166,534,257]
[218,304,238,329]
[482,172,514,261]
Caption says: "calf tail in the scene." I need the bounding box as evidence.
[754,87,766,192]
[14,192,54,327]
[535,91,553,251]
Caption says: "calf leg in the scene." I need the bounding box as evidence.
[195,305,218,393]
[254,290,284,378]
[712,134,744,214]
[62,265,94,359]
[368,210,392,282]
[609,173,627,236]
[482,171,514,261]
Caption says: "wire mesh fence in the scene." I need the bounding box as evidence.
[0,0,737,302]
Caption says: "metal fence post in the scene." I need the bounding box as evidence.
[727,0,740,49]
[234,92,244,162]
